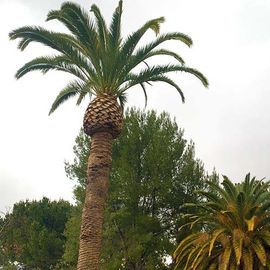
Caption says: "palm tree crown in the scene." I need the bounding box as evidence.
[9,1,208,114]
[174,174,270,270]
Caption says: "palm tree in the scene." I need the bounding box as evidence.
[173,174,270,270]
[9,1,208,269]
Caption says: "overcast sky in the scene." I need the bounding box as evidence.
[1,0,270,213]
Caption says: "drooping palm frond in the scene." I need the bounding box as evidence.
[118,92,128,110]
[15,55,88,81]
[49,80,94,115]
[117,32,193,80]
[10,0,208,114]
[120,65,208,92]
[145,49,186,65]
[173,174,270,270]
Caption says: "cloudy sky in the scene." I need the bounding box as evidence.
[1,0,270,213]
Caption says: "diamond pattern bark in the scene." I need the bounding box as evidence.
[83,94,123,138]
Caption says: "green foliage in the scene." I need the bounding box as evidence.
[173,174,270,270]
[61,205,82,269]
[0,197,73,269]
[64,108,207,269]
[9,1,208,114]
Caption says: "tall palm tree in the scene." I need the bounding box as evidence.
[9,1,208,269]
[173,174,270,270]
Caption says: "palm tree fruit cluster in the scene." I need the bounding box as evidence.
[83,94,123,138]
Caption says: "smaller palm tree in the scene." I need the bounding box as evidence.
[173,174,270,270]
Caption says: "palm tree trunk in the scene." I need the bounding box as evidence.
[77,132,113,270]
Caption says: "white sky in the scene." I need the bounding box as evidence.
[1,0,270,212]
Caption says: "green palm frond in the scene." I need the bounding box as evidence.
[222,176,238,200]
[118,32,193,80]
[48,2,98,52]
[46,2,101,73]
[9,26,65,52]
[9,27,97,73]
[118,93,127,110]
[204,180,231,203]
[15,55,87,81]
[90,4,109,52]
[122,65,208,89]
[139,83,148,107]
[49,80,93,115]
[257,216,270,229]
[76,92,86,106]
[145,49,185,65]
[109,0,123,50]
[120,16,165,58]
[258,231,270,246]
[147,76,185,102]
[196,191,224,209]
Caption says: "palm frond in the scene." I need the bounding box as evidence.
[15,55,88,81]
[117,92,127,110]
[47,2,101,73]
[76,81,95,105]
[109,0,123,50]
[120,16,165,57]
[220,245,232,270]
[76,92,86,105]
[9,27,98,75]
[252,239,266,266]
[208,229,225,256]
[118,32,193,79]
[148,76,185,102]
[49,80,92,114]
[232,229,243,265]
[120,65,208,95]
[9,26,64,52]
[145,49,185,65]
[111,17,165,79]
[90,4,109,51]
[222,176,238,201]
[139,83,148,107]
[47,2,97,48]
[242,248,253,270]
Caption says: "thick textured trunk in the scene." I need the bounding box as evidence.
[77,132,113,270]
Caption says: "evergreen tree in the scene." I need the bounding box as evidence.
[0,197,73,269]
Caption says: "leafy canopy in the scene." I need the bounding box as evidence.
[173,174,270,270]
[9,1,208,114]
[0,197,73,269]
